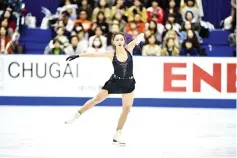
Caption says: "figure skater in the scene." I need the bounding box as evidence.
[65,32,144,146]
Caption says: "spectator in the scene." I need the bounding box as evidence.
[64,35,88,55]
[87,36,106,53]
[92,0,111,22]
[145,20,164,42]
[181,0,200,24]
[55,19,65,29]
[112,11,127,32]
[185,29,201,52]
[165,0,182,24]
[78,0,93,20]
[45,27,70,54]
[45,38,65,55]
[88,26,107,48]
[162,30,180,50]
[126,19,144,34]
[1,17,13,37]
[59,0,78,20]
[0,26,12,54]
[107,24,120,48]
[2,8,16,32]
[61,11,74,32]
[74,10,92,32]
[231,0,236,31]
[147,0,164,24]
[95,11,109,36]
[161,37,180,56]
[180,39,199,56]
[111,0,128,22]
[165,13,181,33]
[180,0,204,17]
[142,34,161,56]
[127,0,147,23]
[179,22,202,43]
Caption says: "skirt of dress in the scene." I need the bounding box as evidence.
[102,75,136,94]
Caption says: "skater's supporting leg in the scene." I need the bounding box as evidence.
[117,91,134,130]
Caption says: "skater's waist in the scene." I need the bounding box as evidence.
[112,74,134,80]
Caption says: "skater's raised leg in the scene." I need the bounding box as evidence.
[65,89,109,124]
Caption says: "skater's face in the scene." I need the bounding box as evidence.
[113,34,125,47]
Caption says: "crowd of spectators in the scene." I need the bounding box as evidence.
[43,0,210,56]
[0,0,22,54]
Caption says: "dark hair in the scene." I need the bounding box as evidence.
[113,0,126,9]
[96,11,105,22]
[92,37,103,48]
[71,35,79,41]
[133,0,144,11]
[148,20,158,33]
[112,32,125,41]
[185,11,194,21]
[0,17,9,26]
[98,0,109,8]
[95,25,102,30]
[56,26,64,31]
[53,38,62,45]
[147,34,158,45]
[62,11,71,17]
[0,26,7,31]
[186,29,199,48]
[185,0,195,7]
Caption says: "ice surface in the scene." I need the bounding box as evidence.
[0,106,236,158]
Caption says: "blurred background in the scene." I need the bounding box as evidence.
[0,1,236,158]
[0,0,236,57]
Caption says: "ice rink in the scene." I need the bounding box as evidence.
[0,106,236,158]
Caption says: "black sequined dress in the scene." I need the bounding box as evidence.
[102,49,136,94]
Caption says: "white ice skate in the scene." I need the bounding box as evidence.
[112,130,126,146]
[64,111,81,124]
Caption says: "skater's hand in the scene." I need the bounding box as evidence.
[66,55,79,61]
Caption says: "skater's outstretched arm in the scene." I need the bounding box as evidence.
[66,51,114,61]
[125,33,145,53]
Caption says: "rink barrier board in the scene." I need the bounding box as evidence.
[0,96,235,108]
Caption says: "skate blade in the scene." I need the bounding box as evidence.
[112,140,126,146]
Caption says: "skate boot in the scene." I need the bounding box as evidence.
[112,130,126,146]
[65,111,81,124]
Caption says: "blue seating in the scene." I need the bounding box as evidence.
[202,30,231,45]
[19,27,52,54]
[201,45,234,57]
